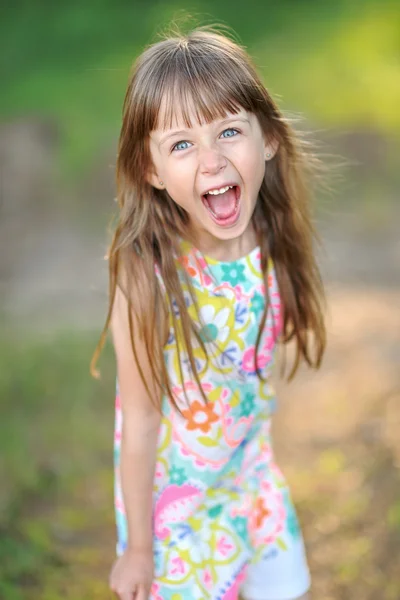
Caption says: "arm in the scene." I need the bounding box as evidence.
[111,283,162,552]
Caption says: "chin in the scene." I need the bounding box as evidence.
[208,212,250,241]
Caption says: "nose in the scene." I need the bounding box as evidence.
[198,144,226,176]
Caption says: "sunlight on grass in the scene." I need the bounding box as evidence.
[255,3,400,130]
[317,449,346,475]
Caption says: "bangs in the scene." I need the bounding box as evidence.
[145,42,260,132]
[155,80,242,132]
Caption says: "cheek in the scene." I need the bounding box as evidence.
[166,173,195,213]
[241,146,266,187]
[168,191,190,212]
[167,158,192,186]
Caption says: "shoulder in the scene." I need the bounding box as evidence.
[110,248,168,344]
[110,251,166,412]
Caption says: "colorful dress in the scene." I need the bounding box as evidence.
[114,241,310,600]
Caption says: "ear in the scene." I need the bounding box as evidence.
[264,136,279,161]
[147,167,165,190]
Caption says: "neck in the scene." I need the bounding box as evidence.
[191,221,258,262]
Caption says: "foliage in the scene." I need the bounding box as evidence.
[1,0,399,176]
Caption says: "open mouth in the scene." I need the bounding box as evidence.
[201,184,241,227]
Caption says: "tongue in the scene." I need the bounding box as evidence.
[206,188,236,218]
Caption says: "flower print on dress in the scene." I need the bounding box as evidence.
[182,400,219,433]
[286,503,301,540]
[241,346,268,374]
[231,516,248,539]
[198,303,231,345]
[150,581,163,600]
[218,564,248,600]
[114,246,306,597]
[269,292,283,338]
[166,329,175,346]
[248,474,286,549]
[241,322,277,375]
[171,385,254,468]
[203,567,213,590]
[253,496,271,529]
[176,519,213,564]
[250,290,265,318]
[169,465,187,486]
[219,342,240,368]
[282,488,301,539]
[179,255,197,277]
[154,459,169,492]
[234,300,249,327]
[179,242,213,287]
[239,392,256,418]
[194,253,213,287]
[221,262,246,286]
[163,549,192,584]
[153,483,203,542]
[208,503,223,519]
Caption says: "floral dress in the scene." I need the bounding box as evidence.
[114,241,310,600]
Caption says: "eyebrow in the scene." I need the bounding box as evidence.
[157,116,250,148]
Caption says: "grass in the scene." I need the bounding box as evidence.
[0,329,115,599]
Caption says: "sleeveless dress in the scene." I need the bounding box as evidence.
[114,241,310,600]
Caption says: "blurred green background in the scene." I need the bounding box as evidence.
[1,1,399,599]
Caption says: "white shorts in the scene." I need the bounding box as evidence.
[240,537,311,600]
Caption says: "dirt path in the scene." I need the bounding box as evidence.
[20,286,399,600]
[274,288,400,599]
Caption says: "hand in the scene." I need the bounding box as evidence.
[109,547,154,600]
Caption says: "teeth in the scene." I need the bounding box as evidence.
[206,185,233,195]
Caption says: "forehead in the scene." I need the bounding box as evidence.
[151,88,246,134]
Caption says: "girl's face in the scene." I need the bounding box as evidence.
[148,104,276,248]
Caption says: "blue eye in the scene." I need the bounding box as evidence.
[172,140,191,152]
[221,128,239,139]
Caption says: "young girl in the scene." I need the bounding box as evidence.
[92,26,326,600]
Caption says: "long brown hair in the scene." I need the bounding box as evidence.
[91,26,326,410]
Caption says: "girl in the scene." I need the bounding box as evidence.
[92,26,326,600]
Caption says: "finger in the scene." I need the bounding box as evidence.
[135,584,148,600]
[115,589,136,600]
